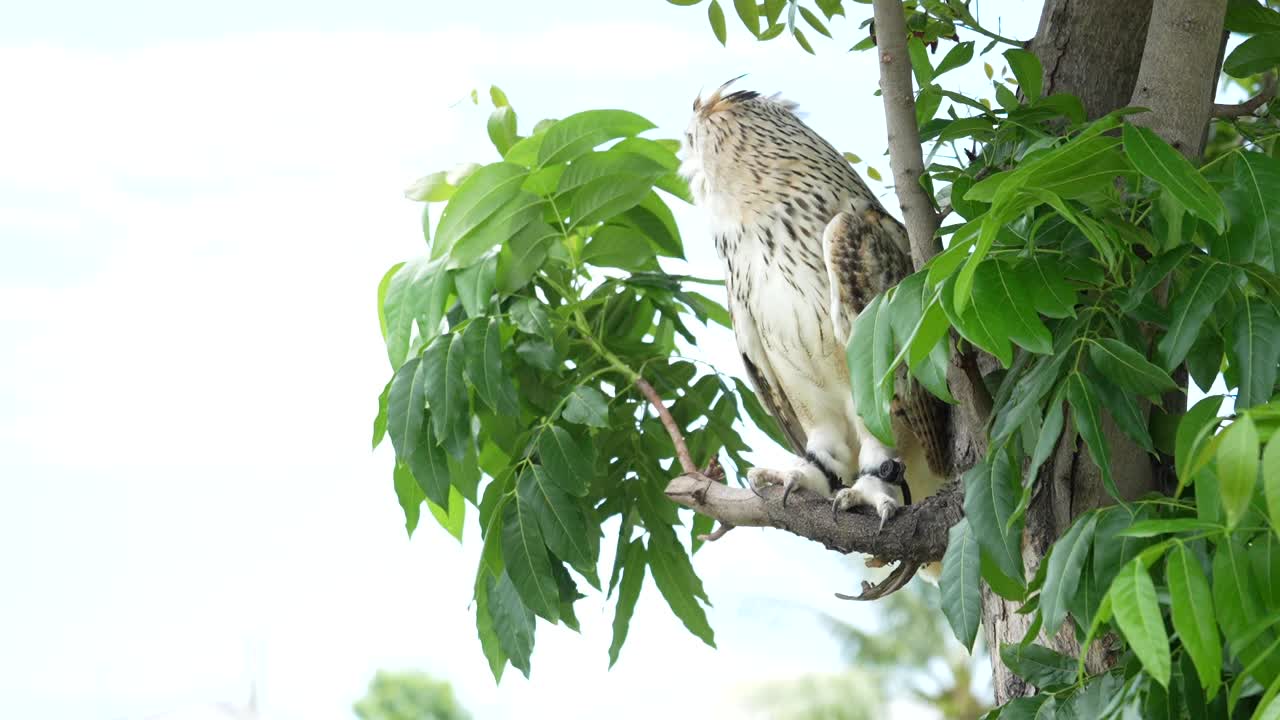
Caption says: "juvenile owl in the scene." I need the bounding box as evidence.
[679,84,948,546]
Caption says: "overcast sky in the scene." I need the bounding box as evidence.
[0,2,1047,718]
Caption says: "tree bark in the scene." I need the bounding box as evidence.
[980,0,1224,703]
[1129,0,1229,158]
[1031,0,1155,119]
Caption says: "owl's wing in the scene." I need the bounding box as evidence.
[728,293,809,457]
[822,209,949,477]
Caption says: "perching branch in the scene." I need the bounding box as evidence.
[872,0,941,270]
[666,475,963,564]
[1213,75,1276,118]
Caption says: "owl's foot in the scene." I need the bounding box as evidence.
[748,467,806,507]
[831,459,907,529]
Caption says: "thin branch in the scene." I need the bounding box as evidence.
[636,376,735,540]
[1214,75,1276,118]
[666,475,963,564]
[872,0,941,270]
[635,377,697,475]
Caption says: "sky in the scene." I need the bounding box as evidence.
[0,2,1046,718]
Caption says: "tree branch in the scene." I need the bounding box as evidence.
[665,475,963,564]
[872,0,940,270]
[635,377,697,475]
[1213,75,1276,118]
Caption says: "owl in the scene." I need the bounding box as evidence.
[679,83,948,556]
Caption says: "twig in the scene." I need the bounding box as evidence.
[635,377,697,475]
[1214,75,1276,118]
[637,377,735,540]
[872,0,941,270]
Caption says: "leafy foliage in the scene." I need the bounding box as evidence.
[374,1,1280,717]
[378,88,775,679]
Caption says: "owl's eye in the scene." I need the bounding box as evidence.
[685,132,693,145]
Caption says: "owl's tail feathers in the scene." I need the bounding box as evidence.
[900,379,951,478]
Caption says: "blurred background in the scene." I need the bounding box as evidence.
[0,1,1043,717]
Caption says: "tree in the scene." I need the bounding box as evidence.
[353,671,470,720]
[372,0,1280,716]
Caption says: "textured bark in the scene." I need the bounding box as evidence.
[872,0,940,267]
[1129,0,1229,158]
[980,0,1223,704]
[1031,0,1155,118]
[666,475,963,563]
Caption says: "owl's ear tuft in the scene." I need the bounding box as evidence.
[693,95,702,112]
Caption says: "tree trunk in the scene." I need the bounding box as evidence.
[1031,0,1155,118]
[972,0,1228,703]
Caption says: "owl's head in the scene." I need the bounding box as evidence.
[679,79,804,208]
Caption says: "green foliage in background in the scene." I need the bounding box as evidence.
[373,0,1280,716]
[354,670,470,720]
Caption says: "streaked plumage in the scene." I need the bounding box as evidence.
[680,84,948,552]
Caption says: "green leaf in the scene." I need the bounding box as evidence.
[963,451,1025,591]
[1123,124,1225,231]
[566,176,656,230]
[1040,513,1098,636]
[538,110,656,167]
[916,84,942,126]
[799,6,830,37]
[501,497,560,623]
[1167,543,1223,693]
[496,223,555,295]
[537,425,593,496]
[1224,32,1280,77]
[792,28,814,54]
[393,462,424,537]
[990,354,1065,446]
[486,571,535,678]
[432,162,532,262]
[372,381,390,450]
[1266,432,1280,540]
[848,295,896,445]
[1223,151,1280,272]
[516,339,557,371]
[403,171,456,203]
[426,486,465,541]
[518,466,595,577]
[474,573,508,683]
[666,0,703,4]
[1092,372,1155,453]
[940,518,982,651]
[376,262,404,343]
[423,334,471,460]
[1004,49,1042,102]
[1119,518,1221,537]
[608,540,646,668]
[1176,394,1224,483]
[1016,256,1078,319]
[1000,643,1076,690]
[935,41,974,76]
[387,356,428,461]
[454,254,497,319]
[1229,293,1280,408]
[562,385,609,428]
[409,421,450,510]
[487,105,518,155]
[647,526,715,647]
[1067,372,1118,499]
[1217,414,1260,529]
[732,0,759,36]
[1157,262,1233,370]
[1228,0,1280,32]
[1088,338,1177,397]
[1110,558,1171,687]
[382,256,452,368]
[510,296,553,337]
[907,36,933,86]
[708,0,727,44]
[463,318,520,416]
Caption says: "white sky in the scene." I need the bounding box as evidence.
[0,1,1044,718]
